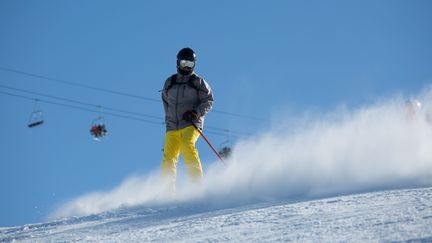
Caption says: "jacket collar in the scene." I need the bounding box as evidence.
[176,71,195,83]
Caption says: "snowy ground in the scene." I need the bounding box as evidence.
[3,94,430,242]
[1,187,431,242]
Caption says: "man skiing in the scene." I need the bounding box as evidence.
[161,47,214,192]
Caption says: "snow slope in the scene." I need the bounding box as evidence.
[3,90,432,242]
[50,92,432,220]
[1,187,431,242]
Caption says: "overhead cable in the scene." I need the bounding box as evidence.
[0,66,160,102]
[0,66,266,121]
[0,84,162,120]
[0,90,248,138]
[0,90,164,125]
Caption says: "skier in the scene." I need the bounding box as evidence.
[405,99,422,120]
[160,47,214,192]
[90,124,107,138]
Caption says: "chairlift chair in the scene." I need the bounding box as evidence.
[218,146,232,159]
[28,110,44,128]
[218,136,232,159]
[28,100,44,128]
[90,116,108,140]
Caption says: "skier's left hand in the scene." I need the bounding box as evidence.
[183,110,198,122]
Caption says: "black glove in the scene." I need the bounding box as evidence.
[183,110,198,122]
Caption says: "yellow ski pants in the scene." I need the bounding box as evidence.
[161,125,203,185]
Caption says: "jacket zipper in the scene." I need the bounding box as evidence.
[183,85,186,98]
[175,83,180,129]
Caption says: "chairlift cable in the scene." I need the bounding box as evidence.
[0,90,164,125]
[0,90,248,138]
[0,66,267,121]
[0,84,250,136]
[0,84,163,120]
[0,66,160,102]
[205,125,251,136]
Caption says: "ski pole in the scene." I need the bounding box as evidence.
[192,123,226,166]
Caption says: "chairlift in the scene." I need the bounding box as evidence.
[218,133,232,159]
[27,100,44,128]
[90,116,108,140]
[219,146,232,159]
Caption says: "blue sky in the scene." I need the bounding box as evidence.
[1,0,431,227]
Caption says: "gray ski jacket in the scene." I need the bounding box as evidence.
[162,72,214,131]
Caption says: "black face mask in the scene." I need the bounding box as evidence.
[177,67,193,75]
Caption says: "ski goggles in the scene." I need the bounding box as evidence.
[179,60,195,69]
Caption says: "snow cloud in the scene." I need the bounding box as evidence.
[51,87,432,219]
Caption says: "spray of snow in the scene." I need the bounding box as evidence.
[50,87,432,219]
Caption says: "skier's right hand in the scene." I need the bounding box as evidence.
[183,110,198,122]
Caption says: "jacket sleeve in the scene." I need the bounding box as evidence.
[162,78,170,114]
[195,78,214,117]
